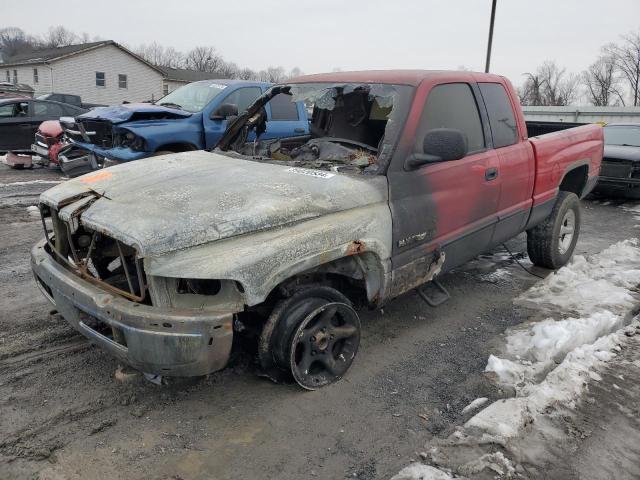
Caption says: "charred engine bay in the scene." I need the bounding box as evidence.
[231,137,379,174]
[220,82,408,174]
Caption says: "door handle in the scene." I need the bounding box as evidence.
[485,167,498,181]
[294,127,305,133]
[19,123,32,128]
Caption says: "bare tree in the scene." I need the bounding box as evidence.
[260,66,286,83]
[583,55,625,106]
[217,61,239,79]
[519,61,580,106]
[0,27,38,58]
[288,67,303,79]
[41,26,79,48]
[135,42,185,68]
[519,72,545,105]
[236,68,257,80]
[605,31,640,106]
[185,46,224,72]
[162,47,185,69]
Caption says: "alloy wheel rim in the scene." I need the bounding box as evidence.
[289,302,360,390]
[558,209,576,255]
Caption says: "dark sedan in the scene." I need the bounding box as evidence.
[595,123,640,199]
[0,98,86,153]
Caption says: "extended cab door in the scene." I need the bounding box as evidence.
[387,81,501,286]
[476,81,535,244]
[203,86,263,149]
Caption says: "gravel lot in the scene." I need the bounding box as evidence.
[1,162,639,480]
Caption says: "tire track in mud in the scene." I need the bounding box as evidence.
[0,403,107,461]
[0,338,89,373]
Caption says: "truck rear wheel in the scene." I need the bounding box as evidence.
[259,286,361,390]
[526,191,581,269]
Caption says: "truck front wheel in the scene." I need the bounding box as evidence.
[259,286,361,390]
[526,191,581,269]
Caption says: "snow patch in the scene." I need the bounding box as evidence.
[393,240,640,478]
[478,268,511,283]
[515,240,640,317]
[390,464,455,480]
[488,240,640,390]
[461,397,488,415]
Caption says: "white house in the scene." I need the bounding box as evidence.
[0,41,218,105]
[160,67,219,96]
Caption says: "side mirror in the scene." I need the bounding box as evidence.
[405,128,468,170]
[211,103,239,120]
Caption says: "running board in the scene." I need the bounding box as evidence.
[417,279,450,307]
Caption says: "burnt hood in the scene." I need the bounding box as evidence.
[77,103,192,124]
[604,144,640,162]
[40,151,387,257]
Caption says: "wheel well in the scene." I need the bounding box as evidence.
[266,253,383,309]
[155,142,197,153]
[559,165,588,197]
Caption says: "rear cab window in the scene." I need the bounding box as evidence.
[478,82,518,148]
[415,83,485,154]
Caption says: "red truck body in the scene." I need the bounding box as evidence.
[299,70,603,273]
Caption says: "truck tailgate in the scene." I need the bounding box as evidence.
[528,123,603,205]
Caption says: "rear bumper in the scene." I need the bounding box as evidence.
[31,239,234,376]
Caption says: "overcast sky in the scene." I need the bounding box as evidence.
[4,0,639,86]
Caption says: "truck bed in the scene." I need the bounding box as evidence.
[528,123,603,205]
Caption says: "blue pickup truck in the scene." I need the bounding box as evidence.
[61,79,309,165]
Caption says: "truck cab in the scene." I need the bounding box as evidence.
[63,79,309,163]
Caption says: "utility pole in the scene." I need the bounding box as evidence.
[485,0,497,73]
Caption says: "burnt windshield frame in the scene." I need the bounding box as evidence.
[244,82,415,174]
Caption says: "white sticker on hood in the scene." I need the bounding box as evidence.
[285,167,335,179]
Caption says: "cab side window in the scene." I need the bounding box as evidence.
[479,83,518,148]
[270,93,299,121]
[415,83,485,154]
[222,87,261,114]
[34,102,64,117]
[0,102,29,118]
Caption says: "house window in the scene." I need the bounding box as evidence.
[118,74,127,89]
[95,71,105,87]
[163,84,169,96]
[12,70,18,84]
[33,68,39,84]
[5,70,9,82]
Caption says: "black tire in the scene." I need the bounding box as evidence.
[258,286,361,389]
[527,191,581,269]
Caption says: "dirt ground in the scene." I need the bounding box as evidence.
[1,162,639,480]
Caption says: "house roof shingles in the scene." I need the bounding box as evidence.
[160,67,223,83]
[3,41,111,65]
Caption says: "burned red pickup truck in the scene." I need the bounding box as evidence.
[32,71,602,389]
